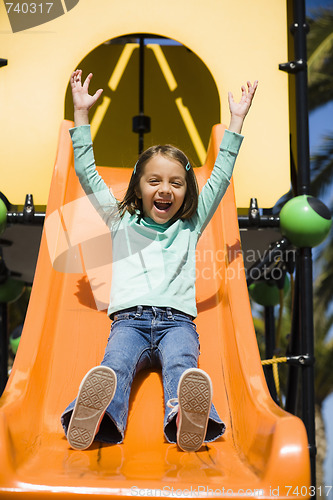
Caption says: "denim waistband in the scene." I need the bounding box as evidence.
[111,306,194,321]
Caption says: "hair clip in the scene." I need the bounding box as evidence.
[133,161,138,175]
[185,162,191,171]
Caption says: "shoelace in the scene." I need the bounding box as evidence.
[167,398,179,411]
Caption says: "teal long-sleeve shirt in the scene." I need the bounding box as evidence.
[70,125,243,318]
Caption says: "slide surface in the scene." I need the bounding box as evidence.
[0,121,310,499]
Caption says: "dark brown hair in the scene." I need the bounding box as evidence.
[118,145,199,223]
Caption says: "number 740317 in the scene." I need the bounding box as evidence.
[5,3,53,14]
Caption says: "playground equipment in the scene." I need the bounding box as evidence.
[280,195,332,247]
[0,199,6,235]
[0,0,327,495]
[0,121,310,498]
[0,0,289,207]
[249,275,290,308]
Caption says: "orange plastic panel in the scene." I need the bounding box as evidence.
[0,121,310,499]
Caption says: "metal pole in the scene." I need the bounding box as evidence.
[299,246,316,482]
[132,36,150,150]
[264,306,278,404]
[285,265,301,415]
[0,61,9,396]
[293,0,311,195]
[293,0,316,486]
[279,0,315,485]
[0,302,8,395]
[138,36,145,155]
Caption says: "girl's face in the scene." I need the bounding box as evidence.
[137,154,187,224]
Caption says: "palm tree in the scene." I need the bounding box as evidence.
[310,137,333,487]
[307,9,333,111]
[307,6,333,418]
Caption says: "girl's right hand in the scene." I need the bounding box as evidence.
[71,69,103,111]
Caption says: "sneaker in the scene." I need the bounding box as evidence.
[67,366,117,450]
[175,368,212,452]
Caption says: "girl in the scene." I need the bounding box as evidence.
[61,70,257,452]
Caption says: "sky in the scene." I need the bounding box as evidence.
[305,0,333,490]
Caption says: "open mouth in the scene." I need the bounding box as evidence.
[154,200,172,212]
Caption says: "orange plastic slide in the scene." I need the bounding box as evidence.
[0,121,310,499]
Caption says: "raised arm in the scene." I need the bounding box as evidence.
[69,70,118,224]
[195,80,258,234]
[228,80,258,134]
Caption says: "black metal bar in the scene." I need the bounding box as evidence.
[286,354,312,366]
[139,37,144,115]
[132,37,150,142]
[264,306,279,404]
[0,302,8,395]
[291,0,316,486]
[238,215,280,229]
[6,211,45,225]
[248,198,260,226]
[138,36,145,155]
[2,192,45,225]
[285,265,301,414]
[293,2,310,195]
[299,246,316,478]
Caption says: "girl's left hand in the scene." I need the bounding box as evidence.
[228,80,258,119]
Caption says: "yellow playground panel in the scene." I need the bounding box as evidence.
[1,0,290,208]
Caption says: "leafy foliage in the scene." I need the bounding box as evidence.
[307,8,333,407]
[307,8,333,111]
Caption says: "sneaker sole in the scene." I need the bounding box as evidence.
[177,368,212,452]
[67,366,117,450]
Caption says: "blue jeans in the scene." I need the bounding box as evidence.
[61,306,225,445]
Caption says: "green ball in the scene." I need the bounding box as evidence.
[280,195,332,247]
[0,198,7,235]
[0,278,25,303]
[10,336,20,354]
[249,276,290,307]
[10,326,22,355]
